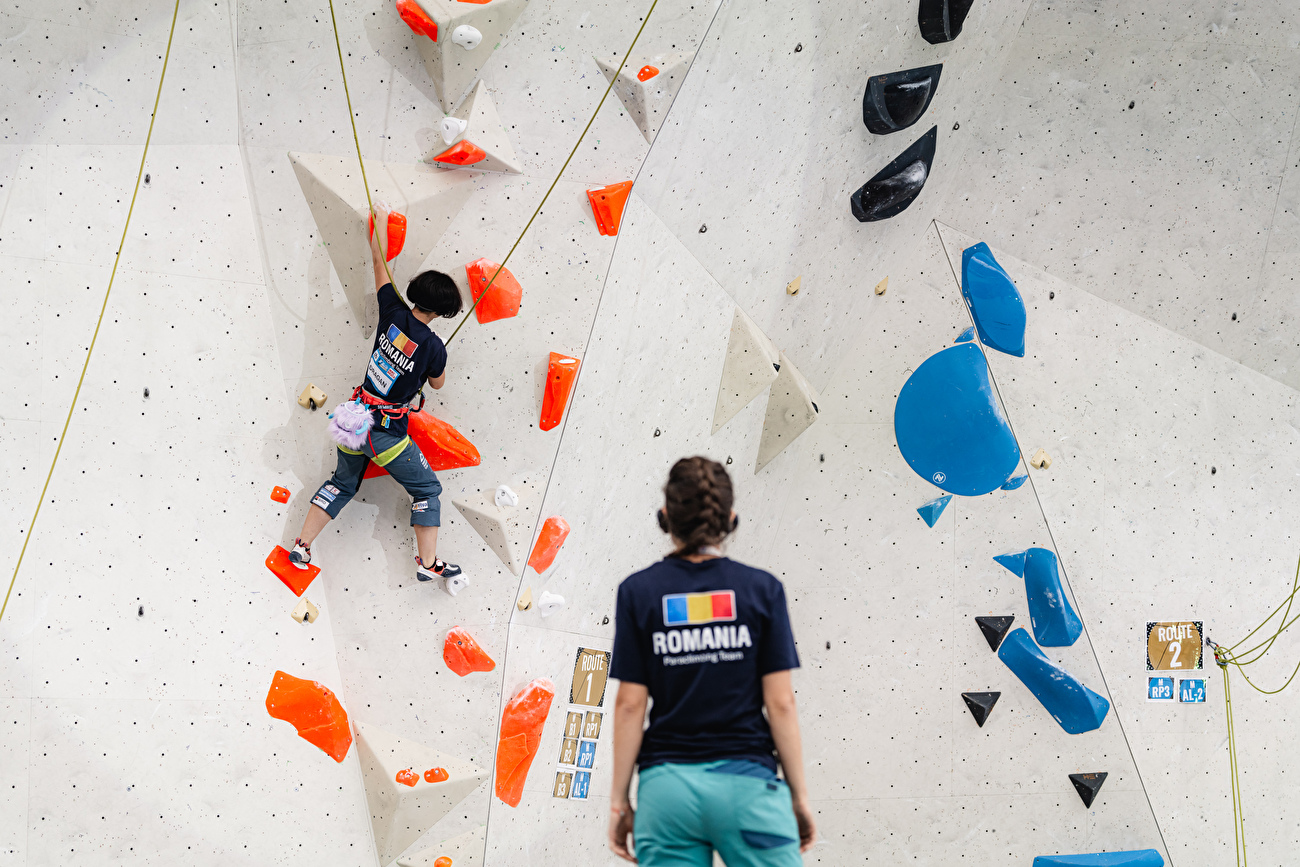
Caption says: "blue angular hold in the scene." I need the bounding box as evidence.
[894,343,1021,496]
[955,326,975,343]
[1024,547,1082,646]
[916,494,952,527]
[993,550,1026,577]
[961,242,1026,357]
[998,628,1109,734]
[1032,850,1164,867]
[1000,473,1028,490]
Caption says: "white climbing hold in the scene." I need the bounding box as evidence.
[537,591,565,617]
[440,116,467,144]
[443,572,470,597]
[495,484,519,508]
[451,24,481,50]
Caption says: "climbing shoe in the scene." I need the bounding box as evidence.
[416,556,462,582]
[289,538,312,570]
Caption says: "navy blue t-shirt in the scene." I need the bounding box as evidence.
[363,284,447,429]
[610,556,800,771]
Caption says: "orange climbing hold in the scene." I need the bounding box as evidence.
[363,411,481,480]
[266,545,321,597]
[369,209,408,261]
[424,767,450,783]
[494,677,555,807]
[271,486,290,503]
[443,626,496,677]
[397,0,438,39]
[465,258,523,324]
[434,858,452,867]
[527,516,570,573]
[265,670,352,762]
[587,181,633,236]
[396,768,420,787]
[539,353,580,431]
[638,65,660,81]
[433,140,487,166]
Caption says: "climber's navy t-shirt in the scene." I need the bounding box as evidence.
[611,557,800,771]
[362,284,447,426]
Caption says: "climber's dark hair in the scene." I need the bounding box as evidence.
[663,456,734,557]
[406,269,463,318]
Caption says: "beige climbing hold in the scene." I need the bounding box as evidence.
[517,586,533,611]
[297,383,327,411]
[785,276,801,296]
[756,351,820,472]
[874,276,889,296]
[1029,448,1052,470]
[291,597,319,624]
[712,306,780,434]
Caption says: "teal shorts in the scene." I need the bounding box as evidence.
[634,761,802,867]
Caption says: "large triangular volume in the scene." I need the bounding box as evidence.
[713,306,780,433]
[595,53,690,144]
[975,615,1014,652]
[397,825,487,867]
[289,153,474,309]
[451,472,543,575]
[756,351,820,472]
[403,0,528,112]
[1068,772,1108,808]
[354,722,487,864]
[961,691,1000,727]
[429,79,522,174]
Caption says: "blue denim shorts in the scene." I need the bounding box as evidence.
[310,424,442,527]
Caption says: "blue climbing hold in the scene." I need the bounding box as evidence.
[1024,547,1082,646]
[954,326,975,343]
[1000,473,1028,490]
[993,550,1026,577]
[894,343,1020,496]
[998,628,1109,734]
[1032,851,1164,867]
[916,494,952,527]
[961,242,1026,357]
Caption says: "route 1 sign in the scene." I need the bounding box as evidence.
[1146,621,1203,671]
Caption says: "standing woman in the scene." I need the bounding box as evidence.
[608,457,815,865]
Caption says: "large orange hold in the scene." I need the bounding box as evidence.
[465,258,522,324]
[265,670,352,762]
[539,353,580,431]
[363,411,481,480]
[637,65,659,81]
[396,768,419,787]
[587,181,633,236]
[271,485,290,503]
[433,140,487,166]
[368,209,408,261]
[397,0,438,39]
[527,516,570,573]
[443,626,496,677]
[266,545,321,597]
[494,677,555,807]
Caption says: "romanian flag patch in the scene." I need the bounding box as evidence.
[387,323,418,357]
[662,591,736,627]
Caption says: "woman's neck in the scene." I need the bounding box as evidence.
[676,544,723,563]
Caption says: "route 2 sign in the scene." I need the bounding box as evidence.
[1146,621,1203,671]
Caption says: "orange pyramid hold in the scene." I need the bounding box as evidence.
[539,352,580,431]
[396,0,438,39]
[637,65,659,81]
[368,209,407,260]
[465,258,523,323]
[266,545,321,596]
[587,181,633,236]
[265,670,352,762]
[433,140,487,166]
[527,516,570,573]
[363,411,482,480]
[494,677,555,807]
[443,626,496,677]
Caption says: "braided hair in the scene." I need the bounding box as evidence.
[663,456,734,557]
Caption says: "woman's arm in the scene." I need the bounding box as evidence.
[369,213,389,291]
[763,669,817,852]
[608,681,648,862]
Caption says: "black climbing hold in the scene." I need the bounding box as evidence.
[961,691,1000,727]
[850,126,937,222]
[952,121,960,131]
[811,402,819,413]
[862,64,942,135]
[794,42,803,52]
[602,615,609,625]
[653,428,661,437]
[773,362,780,371]
[699,224,707,233]
[975,615,1014,652]
[918,0,975,44]
[819,454,825,462]
[143,387,150,398]
[1231,312,1237,321]
[138,605,144,617]
[726,456,733,465]
[1211,466,1217,474]
[1128,100,1135,109]
[1069,772,1108,808]
[144,173,151,185]
[825,641,831,649]
[1049,291,1055,300]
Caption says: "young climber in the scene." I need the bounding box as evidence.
[289,214,464,584]
[608,456,816,865]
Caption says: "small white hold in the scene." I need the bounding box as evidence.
[443,573,470,597]
[440,116,468,145]
[495,485,519,508]
[537,590,565,617]
[451,25,482,50]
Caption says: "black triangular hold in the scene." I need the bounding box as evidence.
[863,64,943,135]
[1068,772,1108,808]
[961,691,1000,727]
[975,615,1014,652]
[918,0,975,44]
[850,126,937,222]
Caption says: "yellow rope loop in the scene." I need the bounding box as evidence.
[0,0,183,625]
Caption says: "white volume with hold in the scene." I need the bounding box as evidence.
[440,116,468,145]
[451,25,482,50]
[537,591,565,617]
[495,485,519,508]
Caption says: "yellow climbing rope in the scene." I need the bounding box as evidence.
[0,0,183,626]
[1207,552,1300,867]
[324,0,660,345]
